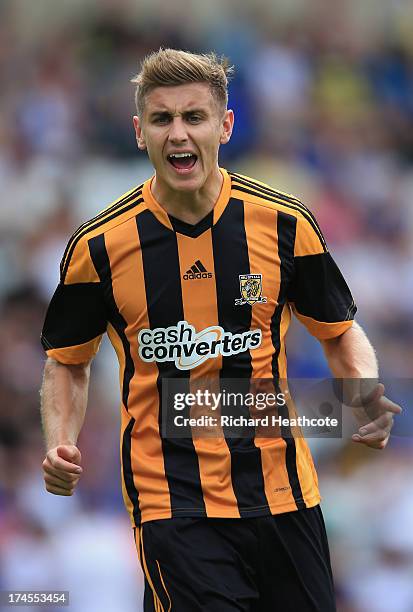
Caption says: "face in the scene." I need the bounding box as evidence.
[133,82,234,195]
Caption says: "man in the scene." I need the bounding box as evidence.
[40,49,401,611]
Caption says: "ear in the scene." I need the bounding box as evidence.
[133,115,146,150]
[219,109,234,145]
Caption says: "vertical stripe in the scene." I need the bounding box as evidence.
[141,527,164,612]
[212,198,270,516]
[272,212,306,510]
[136,210,207,517]
[243,202,298,510]
[177,230,240,518]
[137,525,159,612]
[156,561,172,612]
[243,202,281,376]
[105,218,171,523]
[121,415,140,521]
[176,230,219,377]
[106,324,134,522]
[278,304,291,379]
[271,212,296,380]
[213,198,253,377]
[136,553,171,612]
[278,306,319,507]
[133,527,140,564]
[88,233,141,524]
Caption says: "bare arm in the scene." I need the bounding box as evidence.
[320,320,378,378]
[40,357,91,495]
[320,321,401,449]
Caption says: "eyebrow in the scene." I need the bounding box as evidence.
[149,108,209,120]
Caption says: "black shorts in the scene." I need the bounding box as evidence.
[134,505,336,612]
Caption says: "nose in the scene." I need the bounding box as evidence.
[168,117,188,143]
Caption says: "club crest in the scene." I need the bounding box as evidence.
[235,274,267,306]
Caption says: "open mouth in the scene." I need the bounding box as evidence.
[167,152,198,172]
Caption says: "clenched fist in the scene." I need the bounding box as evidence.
[43,445,82,496]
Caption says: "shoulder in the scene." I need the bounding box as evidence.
[60,183,145,282]
[229,171,309,218]
[229,171,326,251]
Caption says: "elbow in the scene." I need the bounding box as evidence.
[320,320,359,352]
[319,330,347,353]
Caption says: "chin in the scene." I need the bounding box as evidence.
[167,175,205,192]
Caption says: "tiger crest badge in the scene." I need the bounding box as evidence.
[235,274,267,306]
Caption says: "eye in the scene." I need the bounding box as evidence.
[187,114,202,124]
[153,115,170,125]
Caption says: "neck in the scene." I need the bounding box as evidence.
[151,167,223,225]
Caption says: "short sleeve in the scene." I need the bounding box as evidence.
[287,213,357,340]
[41,235,107,364]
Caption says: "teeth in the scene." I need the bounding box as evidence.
[169,153,194,158]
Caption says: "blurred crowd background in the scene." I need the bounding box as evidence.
[1,0,412,610]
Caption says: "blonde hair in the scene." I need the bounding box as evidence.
[131,48,234,118]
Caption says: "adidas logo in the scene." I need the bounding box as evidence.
[183,260,213,280]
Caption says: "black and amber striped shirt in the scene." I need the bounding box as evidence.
[41,168,356,526]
